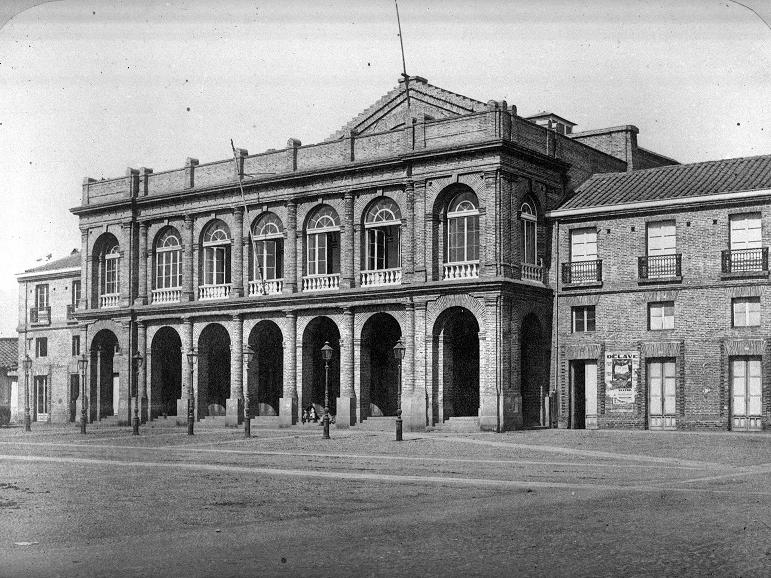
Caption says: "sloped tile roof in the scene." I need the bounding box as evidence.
[0,338,18,368]
[561,155,771,210]
[23,251,81,274]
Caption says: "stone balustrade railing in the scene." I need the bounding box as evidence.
[302,274,340,292]
[100,293,120,308]
[198,283,232,300]
[360,268,402,287]
[248,279,284,296]
[152,288,182,304]
[443,261,479,280]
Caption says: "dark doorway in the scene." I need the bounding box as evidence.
[90,329,118,421]
[360,313,402,418]
[433,307,480,421]
[570,360,586,429]
[521,314,547,427]
[198,324,231,417]
[247,321,283,416]
[302,317,340,416]
[69,374,79,422]
[151,327,182,418]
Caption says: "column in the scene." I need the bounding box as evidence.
[337,307,356,427]
[340,191,355,289]
[95,347,102,422]
[403,181,415,281]
[183,215,194,301]
[137,222,148,305]
[401,301,423,432]
[117,321,130,425]
[481,170,499,278]
[226,314,243,425]
[284,201,297,294]
[231,207,244,298]
[119,222,132,307]
[177,318,193,425]
[279,310,298,426]
[138,321,148,422]
[80,230,89,309]
[413,181,427,283]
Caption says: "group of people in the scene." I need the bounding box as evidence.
[301,404,334,425]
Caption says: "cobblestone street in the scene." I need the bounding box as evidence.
[0,424,769,577]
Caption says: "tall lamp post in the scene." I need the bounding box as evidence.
[243,345,254,438]
[393,339,405,441]
[132,351,143,435]
[78,353,88,434]
[321,341,333,440]
[23,354,32,432]
[186,349,197,436]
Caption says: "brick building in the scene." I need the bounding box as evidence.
[15,251,83,424]
[0,338,18,425]
[15,76,768,432]
[550,156,771,432]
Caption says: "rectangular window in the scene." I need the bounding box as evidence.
[729,213,762,250]
[35,337,48,358]
[105,256,119,294]
[34,375,49,415]
[648,302,674,330]
[571,306,596,332]
[72,335,81,357]
[448,215,479,263]
[647,221,676,256]
[35,284,49,309]
[649,359,676,429]
[732,297,760,327]
[72,280,81,306]
[570,228,597,262]
[730,357,762,430]
[156,250,182,289]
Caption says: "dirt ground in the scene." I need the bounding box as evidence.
[0,423,769,577]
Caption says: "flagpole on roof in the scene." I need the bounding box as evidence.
[231,139,265,295]
[394,0,411,111]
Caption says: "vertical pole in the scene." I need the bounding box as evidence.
[396,357,403,441]
[323,359,330,439]
[244,353,251,439]
[132,354,140,436]
[187,356,195,435]
[80,358,87,434]
[24,363,31,432]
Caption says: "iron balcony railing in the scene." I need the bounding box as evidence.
[638,254,681,279]
[561,260,602,284]
[721,247,768,274]
[30,307,51,324]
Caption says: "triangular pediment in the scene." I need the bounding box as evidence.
[324,76,486,141]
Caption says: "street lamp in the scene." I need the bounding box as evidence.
[23,354,32,432]
[393,338,405,441]
[78,353,88,434]
[186,349,197,435]
[320,341,333,440]
[242,345,254,438]
[132,351,143,436]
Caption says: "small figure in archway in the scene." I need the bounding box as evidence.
[308,405,319,423]
[301,408,309,424]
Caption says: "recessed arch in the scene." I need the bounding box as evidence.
[521,313,548,427]
[90,329,120,422]
[301,316,340,416]
[150,326,182,418]
[247,320,283,417]
[197,323,231,417]
[360,312,402,419]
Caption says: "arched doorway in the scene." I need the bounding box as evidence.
[247,321,283,416]
[433,307,480,423]
[198,324,231,417]
[151,327,182,418]
[90,329,119,421]
[301,317,340,416]
[360,313,402,419]
[521,313,547,427]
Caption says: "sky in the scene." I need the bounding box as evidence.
[0,0,768,336]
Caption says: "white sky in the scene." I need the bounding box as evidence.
[0,0,769,336]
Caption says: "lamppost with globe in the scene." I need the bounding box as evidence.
[78,353,88,434]
[393,338,405,441]
[186,349,197,435]
[132,351,143,436]
[243,345,254,438]
[23,354,32,432]
[321,341,333,440]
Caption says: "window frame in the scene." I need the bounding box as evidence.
[35,337,48,358]
[72,335,81,357]
[306,206,341,276]
[732,297,761,327]
[202,221,232,286]
[251,213,285,281]
[570,227,598,262]
[365,198,402,271]
[571,305,596,333]
[520,200,538,265]
[35,284,49,309]
[446,191,480,264]
[155,229,183,290]
[648,301,675,331]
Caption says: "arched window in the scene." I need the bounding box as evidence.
[520,199,538,265]
[306,205,340,276]
[251,212,284,281]
[103,244,120,295]
[364,197,401,271]
[155,228,182,289]
[446,191,480,263]
[202,220,231,286]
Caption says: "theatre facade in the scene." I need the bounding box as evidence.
[19,76,770,432]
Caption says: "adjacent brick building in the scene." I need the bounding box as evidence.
[14,76,768,432]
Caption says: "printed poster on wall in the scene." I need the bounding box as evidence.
[604,351,639,412]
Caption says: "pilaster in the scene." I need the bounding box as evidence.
[226,314,244,425]
[231,207,244,298]
[137,222,148,305]
[279,310,298,426]
[137,321,148,422]
[341,191,355,289]
[284,201,297,294]
[183,215,194,302]
[80,229,89,309]
[337,307,356,427]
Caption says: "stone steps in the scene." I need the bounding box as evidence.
[433,416,480,433]
[249,416,280,428]
[356,416,398,431]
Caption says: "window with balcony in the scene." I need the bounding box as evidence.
[444,191,480,279]
[563,228,601,284]
[93,233,121,308]
[732,297,760,327]
[72,335,81,357]
[35,375,49,416]
[639,220,680,280]
[304,205,340,291]
[648,301,674,331]
[200,220,232,300]
[724,213,767,274]
[250,212,284,295]
[572,306,596,332]
[68,280,81,319]
[31,284,50,324]
[153,228,183,303]
[520,198,541,281]
[362,197,401,287]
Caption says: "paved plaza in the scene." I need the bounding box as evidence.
[0,423,769,577]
